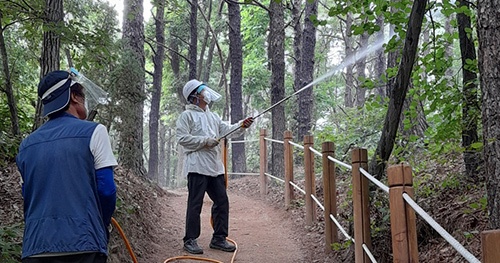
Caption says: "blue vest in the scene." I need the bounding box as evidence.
[16,113,108,258]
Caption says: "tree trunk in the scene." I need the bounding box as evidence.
[119,0,145,176]
[228,1,246,174]
[344,13,354,108]
[159,121,166,186]
[148,0,166,181]
[369,0,427,179]
[457,0,480,182]
[354,31,368,107]
[291,0,302,136]
[269,0,286,178]
[0,17,20,136]
[197,0,212,80]
[35,0,64,130]
[189,0,198,79]
[374,15,386,99]
[477,0,500,229]
[297,0,317,140]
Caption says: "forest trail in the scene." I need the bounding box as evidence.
[151,180,306,263]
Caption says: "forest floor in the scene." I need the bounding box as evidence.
[1,157,489,263]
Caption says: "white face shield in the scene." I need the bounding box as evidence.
[197,84,222,104]
[69,68,109,115]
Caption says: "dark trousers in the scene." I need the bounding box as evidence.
[22,253,107,263]
[183,173,229,242]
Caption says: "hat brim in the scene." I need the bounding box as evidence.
[42,87,71,117]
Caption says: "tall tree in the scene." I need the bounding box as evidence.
[369,0,427,178]
[119,0,146,176]
[296,0,318,140]
[228,1,247,174]
[457,0,480,182]
[35,0,64,130]
[268,0,286,178]
[188,0,198,80]
[0,12,20,136]
[148,0,166,180]
[343,13,354,108]
[477,0,500,229]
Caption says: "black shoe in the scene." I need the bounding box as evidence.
[184,239,203,254]
[209,239,236,252]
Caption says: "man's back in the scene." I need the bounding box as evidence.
[16,113,108,258]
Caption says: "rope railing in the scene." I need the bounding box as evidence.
[227,172,259,176]
[288,140,304,150]
[264,137,284,144]
[362,244,377,263]
[289,181,305,194]
[402,193,481,263]
[359,167,389,193]
[327,155,352,170]
[251,129,485,262]
[264,172,285,183]
[229,139,259,144]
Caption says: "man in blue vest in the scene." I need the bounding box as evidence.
[16,70,117,263]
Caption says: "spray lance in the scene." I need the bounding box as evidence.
[69,68,109,121]
[217,33,392,141]
[217,81,320,141]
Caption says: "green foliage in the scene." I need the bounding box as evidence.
[0,223,23,263]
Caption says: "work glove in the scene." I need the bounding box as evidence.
[242,117,254,128]
[205,137,219,148]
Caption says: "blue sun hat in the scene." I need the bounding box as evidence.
[38,70,76,117]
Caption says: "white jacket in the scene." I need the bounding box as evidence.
[176,104,246,177]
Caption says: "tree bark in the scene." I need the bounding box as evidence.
[297,0,317,141]
[189,0,198,79]
[457,0,480,182]
[119,0,146,176]
[0,16,20,136]
[148,0,166,181]
[369,0,427,179]
[35,0,64,130]
[344,13,354,108]
[269,0,286,178]
[477,0,500,229]
[355,31,368,107]
[228,1,247,174]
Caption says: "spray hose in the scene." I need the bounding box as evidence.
[111,217,138,263]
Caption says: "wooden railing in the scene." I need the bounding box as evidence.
[223,128,500,263]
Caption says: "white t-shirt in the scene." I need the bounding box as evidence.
[90,124,118,169]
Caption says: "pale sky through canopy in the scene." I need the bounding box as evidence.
[105,0,152,26]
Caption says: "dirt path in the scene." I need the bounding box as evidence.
[152,183,306,263]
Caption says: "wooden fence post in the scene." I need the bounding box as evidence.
[259,129,267,197]
[481,230,500,263]
[284,131,294,207]
[322,141,338,251]
[388,164,418,263]
[352,148,371,263]
[304,135,316,225]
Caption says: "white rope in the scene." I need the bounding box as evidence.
[227,172,259,176]
[402,193,481,263]
[359,168,389,193]
[288,141,305,150]
[311,194,325,211]
[362,244,378,263]
[309,146,323,157]
[329,214,354,242]
[230,139,259,144]
[264,137,284,144]
[327,155,352,170]
[264,172,285,183]
[289,181,306,194]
